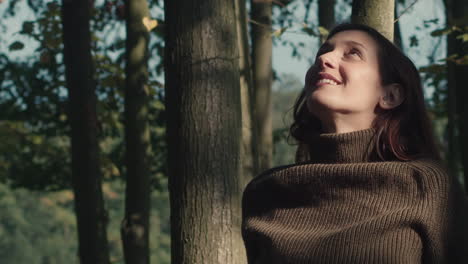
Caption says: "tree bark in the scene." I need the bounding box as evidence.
[351,0,395,41]
[444,0,458,182]
[446,56,459,180]
[251,0,273,173]
[121,0,151,263]
[236,0,257,189]
[393,3,403,49]
[318,0,336,43]
[164,0,246,263]
[60,1,110,263]
[445,0,468,191]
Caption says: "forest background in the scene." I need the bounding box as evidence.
[0,0,467,263]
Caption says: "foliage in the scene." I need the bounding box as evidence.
[272,74,302,166]
[416,18,468,177]
[270,1,323,63]
[0,183,78,263]
[0,180,170,264]
[0,0,169,262]
[105,180,171,264]
[0,0,166,190]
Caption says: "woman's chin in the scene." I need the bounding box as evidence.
[309,94,343,110]
[309,97,359,117]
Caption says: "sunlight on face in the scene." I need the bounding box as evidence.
[306,30,384,119]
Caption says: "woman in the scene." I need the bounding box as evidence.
[241,23,468,263]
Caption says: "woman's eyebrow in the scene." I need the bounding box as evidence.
[343,40,367,51]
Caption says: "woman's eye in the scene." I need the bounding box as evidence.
[347,48,361,57]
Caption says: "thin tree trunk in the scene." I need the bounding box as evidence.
[318,0,336,43]
[444,0,458,179]
[60,1,110,263]
[251,0,273,173]
[236,0,257,188]
[445,0,468,191]
[164,0,245,263]
[393,3,403,49]
[121,0,151,262]
[446,61,459,179]
[351,0,395,41]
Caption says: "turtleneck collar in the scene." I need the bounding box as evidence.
[307,127,379,164]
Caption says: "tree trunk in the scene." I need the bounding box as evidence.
[121,0,151,263]
[394,3,403,49]
[445,0,468,191]
[351,0,394,41]
[318,0,335,43]
[446,60,459,180]
[164,0,246,263]
[236,0,257,188]
[444,0,459,182]
[60,1,110,263]
[251,0,273,173]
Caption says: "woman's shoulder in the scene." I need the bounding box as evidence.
[243,163,297,192]
[242,161,322,197]
[404,158,467,203]
[401,158,457,197]
[404,157,447,172]
[403,157,450,182]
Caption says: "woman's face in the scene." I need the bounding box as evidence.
[306,30,385,119]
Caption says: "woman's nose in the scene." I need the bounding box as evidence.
[317,54,337,70]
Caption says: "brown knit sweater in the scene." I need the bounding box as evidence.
[241,128,468,263]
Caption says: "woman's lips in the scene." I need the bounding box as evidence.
[316,79,339,86]
[317,72,342,85]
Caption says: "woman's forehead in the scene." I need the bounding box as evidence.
[326,30,377,48]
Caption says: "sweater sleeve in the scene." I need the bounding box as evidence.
[409,160,468,263]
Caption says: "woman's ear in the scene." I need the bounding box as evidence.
[379,83,404,110]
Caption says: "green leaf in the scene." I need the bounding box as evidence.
[456,33,468,42]
[423,18,439,25]
[152,100,165,111]
[301,23,317,36]
[444,54,459,63]
[20,21,34,35]
[272,27,287,37]
[108,39,125,51]
[9,41,24,51]
[455,55,468,65]
[430,26,462,37]
[431,27,453,37]
[318,26,329,37]
[409,35,418,47]
[419,64,445,74]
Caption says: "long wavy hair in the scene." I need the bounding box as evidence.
[290,23,441,162]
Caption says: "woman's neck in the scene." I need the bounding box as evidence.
[307,127,379,163]
[318,111,377,134]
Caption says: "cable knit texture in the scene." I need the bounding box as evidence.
[241,128,468,263]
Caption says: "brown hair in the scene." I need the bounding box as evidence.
[290,23,441,161]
